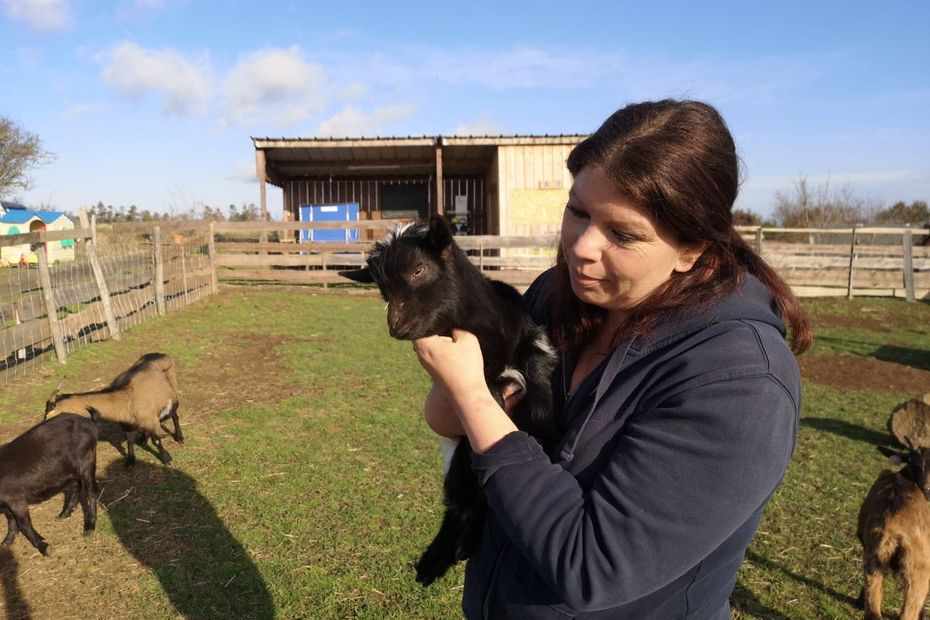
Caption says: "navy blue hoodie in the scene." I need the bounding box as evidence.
[462,270,801,619]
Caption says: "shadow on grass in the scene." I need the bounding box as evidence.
[873,344,930,372]
[741,550,859,610]
[0,546,32,620]
[800,418,892,446]
[731,580,791,620]
[102,460,273,619]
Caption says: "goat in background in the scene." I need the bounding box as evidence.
[0,412,99,555]
[45,352,183,467]
[857,442,930,620]
[340,215,559,586]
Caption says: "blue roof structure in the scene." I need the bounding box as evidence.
[0,210,72,225]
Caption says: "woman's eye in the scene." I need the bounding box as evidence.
[610,230,635,244]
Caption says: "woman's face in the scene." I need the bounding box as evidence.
[560,166,704,312]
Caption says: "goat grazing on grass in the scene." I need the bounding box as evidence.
[0,412,99,555]
[45,352,183,467]
[340,215,559,586]
[857,443,930,620]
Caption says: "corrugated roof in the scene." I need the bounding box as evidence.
[0,210,72,225]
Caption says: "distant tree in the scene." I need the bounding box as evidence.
[127,204,139,221]
[874,200,930,225]
[773,176,879,228]
[0,116,51,198]
[732,209,763,226]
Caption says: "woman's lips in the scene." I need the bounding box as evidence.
[571,270,601,287]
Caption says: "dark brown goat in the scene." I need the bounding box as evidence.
[857,444,930,620]
[0,413,99,555]
[45,352,182,467]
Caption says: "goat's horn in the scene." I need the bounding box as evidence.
[49,378,66,399]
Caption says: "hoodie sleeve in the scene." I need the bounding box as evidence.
[471,370,799,611]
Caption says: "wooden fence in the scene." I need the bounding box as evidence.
[0,216,214,383]
[3,218,927,384]
[210,221,930,300]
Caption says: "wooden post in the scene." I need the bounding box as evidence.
[13,302,26,360]
[153,226,166,315]
[434,139,444,216]
[846,223,859,300]
[754,227,763,255]
[903,224,915,302]
[36,241,67,363]
[208,222,219,294]
[79,209,121,340]
[180,243,189,306]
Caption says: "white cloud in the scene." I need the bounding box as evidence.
[3,0,72,32]
[100,42,213,116]
[317,104,416,138]
[221,46,328,127]
[450,118,504,136]
[228,160,258,184]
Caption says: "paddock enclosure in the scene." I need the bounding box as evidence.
[3,217,928,387]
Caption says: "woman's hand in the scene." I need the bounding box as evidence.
[414,329,519,453]
[413,329,488,401]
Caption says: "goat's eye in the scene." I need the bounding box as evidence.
[412,264,425,278]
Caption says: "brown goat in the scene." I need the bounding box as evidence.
[45,352,182,467]
[857,444,930,620]
[0,413,99,555]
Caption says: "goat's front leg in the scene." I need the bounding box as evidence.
[169,401,183,444]
[149,433,173,465]
[1,508,18,546]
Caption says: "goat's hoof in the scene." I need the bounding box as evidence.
[124,458,136,469]
[37,542,50,556]
[83,526,95,537]
[56,511,72,520]
[159,454,173,466]
[415,548,455,587]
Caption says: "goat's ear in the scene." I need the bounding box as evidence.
[338,268,374,283]
[878,445,906,466]
[427,215,454,252]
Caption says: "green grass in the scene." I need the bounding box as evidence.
[2,290,929,619]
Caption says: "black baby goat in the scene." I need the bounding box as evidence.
[0,412,99,555]
[340,215,559,586]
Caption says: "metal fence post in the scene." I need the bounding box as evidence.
[903,224,915,302]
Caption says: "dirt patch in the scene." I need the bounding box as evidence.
[799,353,930,395]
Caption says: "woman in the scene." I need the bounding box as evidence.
[415,99,810,619]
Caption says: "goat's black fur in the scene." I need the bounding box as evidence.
[340,215,558,586]
[0,412,100,555]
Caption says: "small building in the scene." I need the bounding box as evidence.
[0,209,76,265]
[252,135,587,238]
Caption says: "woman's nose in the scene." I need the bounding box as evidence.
[571,224,605,260]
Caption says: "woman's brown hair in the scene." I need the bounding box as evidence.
[549,99,812,354]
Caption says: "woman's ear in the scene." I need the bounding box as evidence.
[673,241,710,273]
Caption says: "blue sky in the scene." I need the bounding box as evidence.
[2,0,928,220]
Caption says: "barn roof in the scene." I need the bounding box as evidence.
[251,134,587,184]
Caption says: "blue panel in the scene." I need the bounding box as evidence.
[298,203,360,243]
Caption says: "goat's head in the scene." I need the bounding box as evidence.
[339,215,460,340]
[878,441,930,499]
[44,379,67,419]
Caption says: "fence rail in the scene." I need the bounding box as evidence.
[2,217,928,385]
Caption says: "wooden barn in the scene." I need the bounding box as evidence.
[0,208,75,266]
[251,135,586,239]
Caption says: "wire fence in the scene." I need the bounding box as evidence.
[0,219,215,385]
